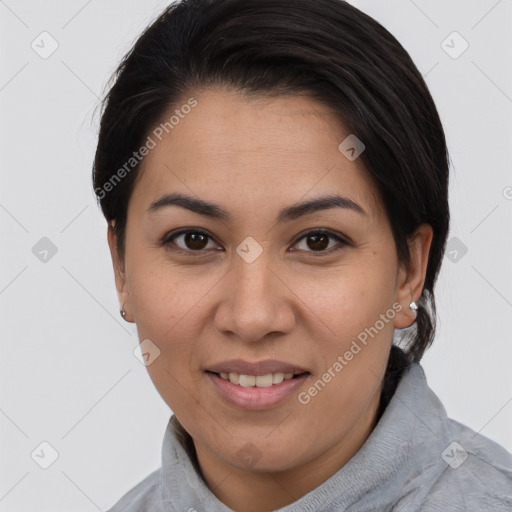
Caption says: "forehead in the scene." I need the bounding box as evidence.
[131,87,383,219]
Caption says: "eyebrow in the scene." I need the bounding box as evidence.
[147,192,366,223]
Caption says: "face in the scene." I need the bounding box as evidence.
[109,88,431,488]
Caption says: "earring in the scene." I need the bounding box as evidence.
[409,301,418,313]
[120,308,127,320]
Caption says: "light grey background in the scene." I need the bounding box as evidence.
[0,0,511,510]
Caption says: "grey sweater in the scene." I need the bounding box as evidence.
[108,363,512,511]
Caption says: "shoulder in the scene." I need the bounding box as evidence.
[408,418,512,511]
[107,468,167,512]
[382,364,512,511]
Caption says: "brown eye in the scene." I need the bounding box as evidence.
[182,232,209,250]
[163,229,218,253]
[306,233,329,251]
[293,230,348,254]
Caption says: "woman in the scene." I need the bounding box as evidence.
[93,0,512,510]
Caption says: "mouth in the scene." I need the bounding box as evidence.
[206,370,308,388]
[204,359,311,410]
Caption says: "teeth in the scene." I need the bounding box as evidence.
[218,372,299,387]
[239,374,256,387]
[272,372,284,384]
[255,374,273,387]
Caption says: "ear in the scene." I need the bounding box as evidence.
[107,222,132,322]
[393,223,433,329]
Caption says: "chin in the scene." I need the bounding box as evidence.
[216,432,308,473]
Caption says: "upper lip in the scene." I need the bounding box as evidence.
[205,359,309,376]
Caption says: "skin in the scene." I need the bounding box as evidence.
[108,87,433,512]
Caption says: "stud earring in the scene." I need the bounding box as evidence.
[409,301,418,313]
[120,308,127,320]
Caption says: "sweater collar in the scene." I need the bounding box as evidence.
[158,363,451,511]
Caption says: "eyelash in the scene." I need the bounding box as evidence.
[160,228,349,257]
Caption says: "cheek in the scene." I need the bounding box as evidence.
[126,256,209,339]
[311,260,397,345]
[125,263,192,361]
[300,258,396,407]
[128,270,201,416]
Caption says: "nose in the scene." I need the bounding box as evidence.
[213,252,296,343]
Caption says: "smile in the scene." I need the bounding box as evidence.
[205,362,311,410]
[216,371,299,387]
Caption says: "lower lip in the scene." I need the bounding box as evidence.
[206,372,310,410]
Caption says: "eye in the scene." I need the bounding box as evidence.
[162,228,221,254]
[161,228,349,256]
[291,229,348,254]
